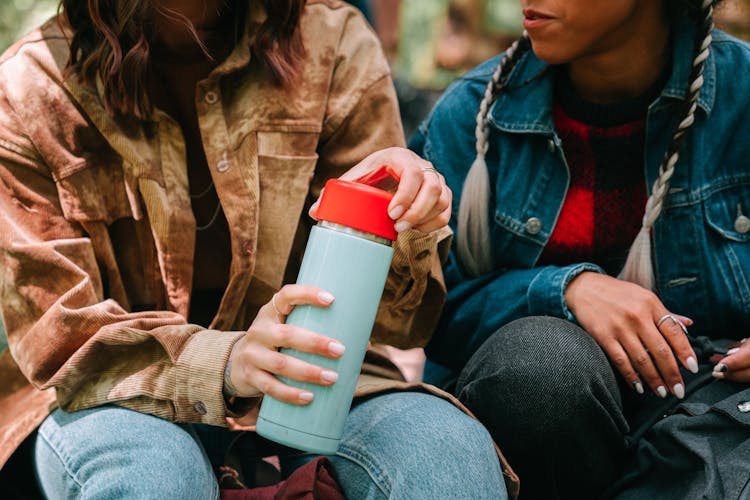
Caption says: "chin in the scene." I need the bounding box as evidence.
[528,40,571,65]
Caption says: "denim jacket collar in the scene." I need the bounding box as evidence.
[488,16,716,135]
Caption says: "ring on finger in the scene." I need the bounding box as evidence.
[420,165,440,178]
[271,293,285,320]
[656,313,687,334]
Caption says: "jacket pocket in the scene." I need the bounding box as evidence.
[253,131,319,289]
[55,160,135,224]
[703,184,750,313]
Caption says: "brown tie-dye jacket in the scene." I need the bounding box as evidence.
[0,1,518,496]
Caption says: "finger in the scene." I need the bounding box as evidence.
[620,335,669,398]
[254,323,346,359]
[656,312,698,374]
[268,284,335,318]
[719,366,750,383]
[639,323,685,399]
[673,314,694,327]
[713,347,750,381]
[308,187,325,219]
[412,186,452,233]
[388,162,440,229]
[414,207,451,234]
[602,342,645,395]
[252,369,315,405]
[248,346,339,386]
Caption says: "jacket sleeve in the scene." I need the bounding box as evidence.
[311,6,452,349]
[0,89,249,426]
[426,250,604,371]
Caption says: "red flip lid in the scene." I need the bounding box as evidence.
[316,179,397,241]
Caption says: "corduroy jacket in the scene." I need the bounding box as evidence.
[0,1,519,495]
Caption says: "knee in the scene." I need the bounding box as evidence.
[36,407,217,499]
[456,316,619,422]
[335,393,507,499]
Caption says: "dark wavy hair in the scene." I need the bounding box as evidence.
[62,0,306,120]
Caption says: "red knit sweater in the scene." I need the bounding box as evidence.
[537,69,665,274]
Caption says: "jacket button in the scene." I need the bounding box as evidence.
[525,217,542,235]
[193,401,208,415]
[204,91,219,104]
[738,401,750,413]
[216,158,231,172]
[735,215,750,234]
[547,139,555,153]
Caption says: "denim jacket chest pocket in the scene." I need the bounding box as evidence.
[659,181,750,334]
[702,183,750,315]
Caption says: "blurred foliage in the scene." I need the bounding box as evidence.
[0,0,58,53]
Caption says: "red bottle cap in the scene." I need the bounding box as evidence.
[316,179,398,241]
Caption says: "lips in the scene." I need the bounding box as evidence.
[522,9,554,29]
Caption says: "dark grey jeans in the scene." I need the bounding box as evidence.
[455,316,750,500]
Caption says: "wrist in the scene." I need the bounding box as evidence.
[223,359,239,399]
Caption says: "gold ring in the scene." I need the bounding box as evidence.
[271,293,284,319]
[420,165,440,176]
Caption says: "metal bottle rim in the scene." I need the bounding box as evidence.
[318,221,393,246]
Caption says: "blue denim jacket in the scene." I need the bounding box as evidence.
[410,19,750,384]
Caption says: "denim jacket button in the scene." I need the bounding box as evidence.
[735,215,750,234]
[547,139,555,153]
[738,401,750,413]
[525,217,542,235]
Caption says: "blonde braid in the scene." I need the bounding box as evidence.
[457,33,530,277]
[619,0,715,290]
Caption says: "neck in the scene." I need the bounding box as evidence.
[567,6,672,103]
[154,0,230,54]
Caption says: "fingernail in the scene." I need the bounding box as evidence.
[657,386,668,398]
[389,205,404,219]
[318,291,335,303]
[328,342,345,356]
[712,371,725,379]
[299,391,314,402]
[741,338,747,344]
[686,356,699,374]
[394,220,412,232]
[321,370,339,383]
[632,381,644,394]
[714,363,728,373]
[728,348,740,355]
[673,383,685,399]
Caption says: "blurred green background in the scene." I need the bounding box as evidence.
[0,0,58,52]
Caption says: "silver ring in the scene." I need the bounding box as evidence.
[271,293,284,319]
[656,314,687,334]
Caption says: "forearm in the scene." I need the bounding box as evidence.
[427,257,605,369]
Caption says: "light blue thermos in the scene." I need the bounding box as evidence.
[256,178,398,454]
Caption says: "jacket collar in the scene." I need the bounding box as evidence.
[488,15,716,135]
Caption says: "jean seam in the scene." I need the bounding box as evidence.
[336,444,391,498]
[37,426,85,492]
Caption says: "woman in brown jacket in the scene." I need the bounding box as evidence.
[0,0,514,498]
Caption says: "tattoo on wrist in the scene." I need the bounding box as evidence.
[223,359,239,398]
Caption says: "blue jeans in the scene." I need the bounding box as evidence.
[34,392,507,499]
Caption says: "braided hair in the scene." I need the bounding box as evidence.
[456,0,718,287]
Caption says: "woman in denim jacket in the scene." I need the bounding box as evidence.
[411,0,750,497]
